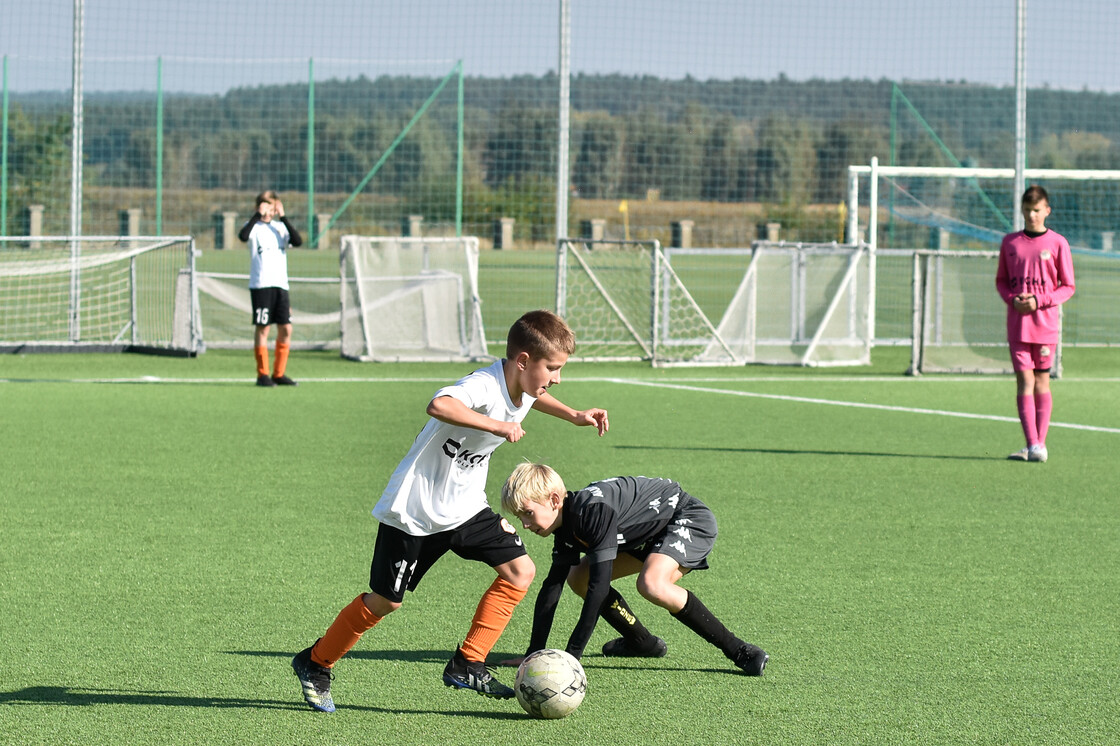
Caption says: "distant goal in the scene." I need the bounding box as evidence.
[0,235,200,355]
[556,238,871,366]
[340,236,488,362]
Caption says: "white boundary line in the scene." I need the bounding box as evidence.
[3,373,1116,435]
[607,378,1120,435]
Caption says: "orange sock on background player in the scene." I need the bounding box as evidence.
[312,594,383,668]
[273,341,290,378]
[459,577,527,662]
[254,346,269,376]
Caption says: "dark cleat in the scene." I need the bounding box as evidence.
[292,645,335,712]
[601,635,668,658]
[731,643,769,676]
[442,648,515,699]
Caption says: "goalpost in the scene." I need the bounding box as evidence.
[339,236,488,362]
[555,238,871,366]
[849,160,1120,374]
[0,235,200,354]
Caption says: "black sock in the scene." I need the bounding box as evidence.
[599,586,654,648]
[672,589,743,658]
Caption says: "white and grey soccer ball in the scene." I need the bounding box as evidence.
[514,648,587,719]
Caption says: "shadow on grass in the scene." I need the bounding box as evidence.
[0,685,523,719]
[233,649,749,678]
[615,444,994,461]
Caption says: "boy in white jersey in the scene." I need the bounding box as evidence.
[996,185,1076,462]
[239,190,303,387]
[500,462,769,676]
[291,310,609,713]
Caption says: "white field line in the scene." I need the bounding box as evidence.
[3,373,1116,435]
[606,378,1120,436]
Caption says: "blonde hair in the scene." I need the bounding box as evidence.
[255,190,280,209]
[501,462,567,515]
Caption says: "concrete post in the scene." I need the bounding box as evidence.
[580,218,605,241]
[935,227,951,250]
[402,215,423,237]
[27,204,45,249]
[493,217,515,249]
[214,211,238,249]
[1101,231,1114,251]
[766,222,781,242]
[671,220,694,249]
[315,214,334,250]
[119,208,142,239]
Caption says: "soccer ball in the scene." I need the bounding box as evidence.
[514,648,587,719]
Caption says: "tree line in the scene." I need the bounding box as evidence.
[7,74,1120,229]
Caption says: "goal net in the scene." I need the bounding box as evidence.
[340,236,488,362]
[556,238,870,366]
[0,236,200,354]
[696,241,872,366]
[194,272,342,350]
[849,163,1120,374]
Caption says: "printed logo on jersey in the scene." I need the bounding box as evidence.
[673,526,692,542]
[669,539,687,555]
[1040,345,1051,358]
[1041,250,1051,261]
[500,517,517,535]
[648,492,680,515]
[441,437,490,469]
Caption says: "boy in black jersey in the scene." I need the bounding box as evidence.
[500,462,768,675]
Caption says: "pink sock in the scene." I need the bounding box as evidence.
[1034,392,1053,446]
[1016,395,1039,447]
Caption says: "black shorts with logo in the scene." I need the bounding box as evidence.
[369,507,528,603]
[249,287,291,327]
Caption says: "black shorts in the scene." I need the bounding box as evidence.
[249,287,291,327]
[625,494,716,571]
[369,507,528,603]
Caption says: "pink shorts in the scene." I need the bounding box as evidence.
[1009,339,1054,372]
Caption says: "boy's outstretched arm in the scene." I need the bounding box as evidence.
[501,560,567,666]
[427,395,526,442]
[531,392,609,436]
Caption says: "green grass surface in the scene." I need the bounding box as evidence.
[1,347,1118,745]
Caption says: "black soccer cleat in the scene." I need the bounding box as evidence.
[731,643,769,676]
[601,635,668,658]
[442,648,515,699]
[271,375,298,386]
[257,374,277,387]
[292,645,335,713]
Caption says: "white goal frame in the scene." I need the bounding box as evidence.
[339,235,488,362]
[0,235,200,355]
[555,238,871,367]
[847,160,1120,374]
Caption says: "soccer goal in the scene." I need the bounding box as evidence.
[555,238,870,366]
[193,271,343,350]
[340,236,488,362]
[847,161,1120,374]
[0,235,200,355]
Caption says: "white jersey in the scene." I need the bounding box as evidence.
[247,219,291,290]
[372,360,535,535]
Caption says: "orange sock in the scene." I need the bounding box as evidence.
[459,578,528,662]
[254,346,269,376]
[273,342,290,378]
[311,594,383,668]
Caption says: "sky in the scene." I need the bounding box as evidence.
[2,0,1118,94]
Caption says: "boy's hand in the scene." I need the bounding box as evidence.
[494,421,526,443]
[575,408,609,436]
[273,200,285,217]
[1012,294,1038,313]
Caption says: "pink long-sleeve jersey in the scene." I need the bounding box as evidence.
[995,229,1076,344]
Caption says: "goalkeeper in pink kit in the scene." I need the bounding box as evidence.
[995,185,1076,462]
